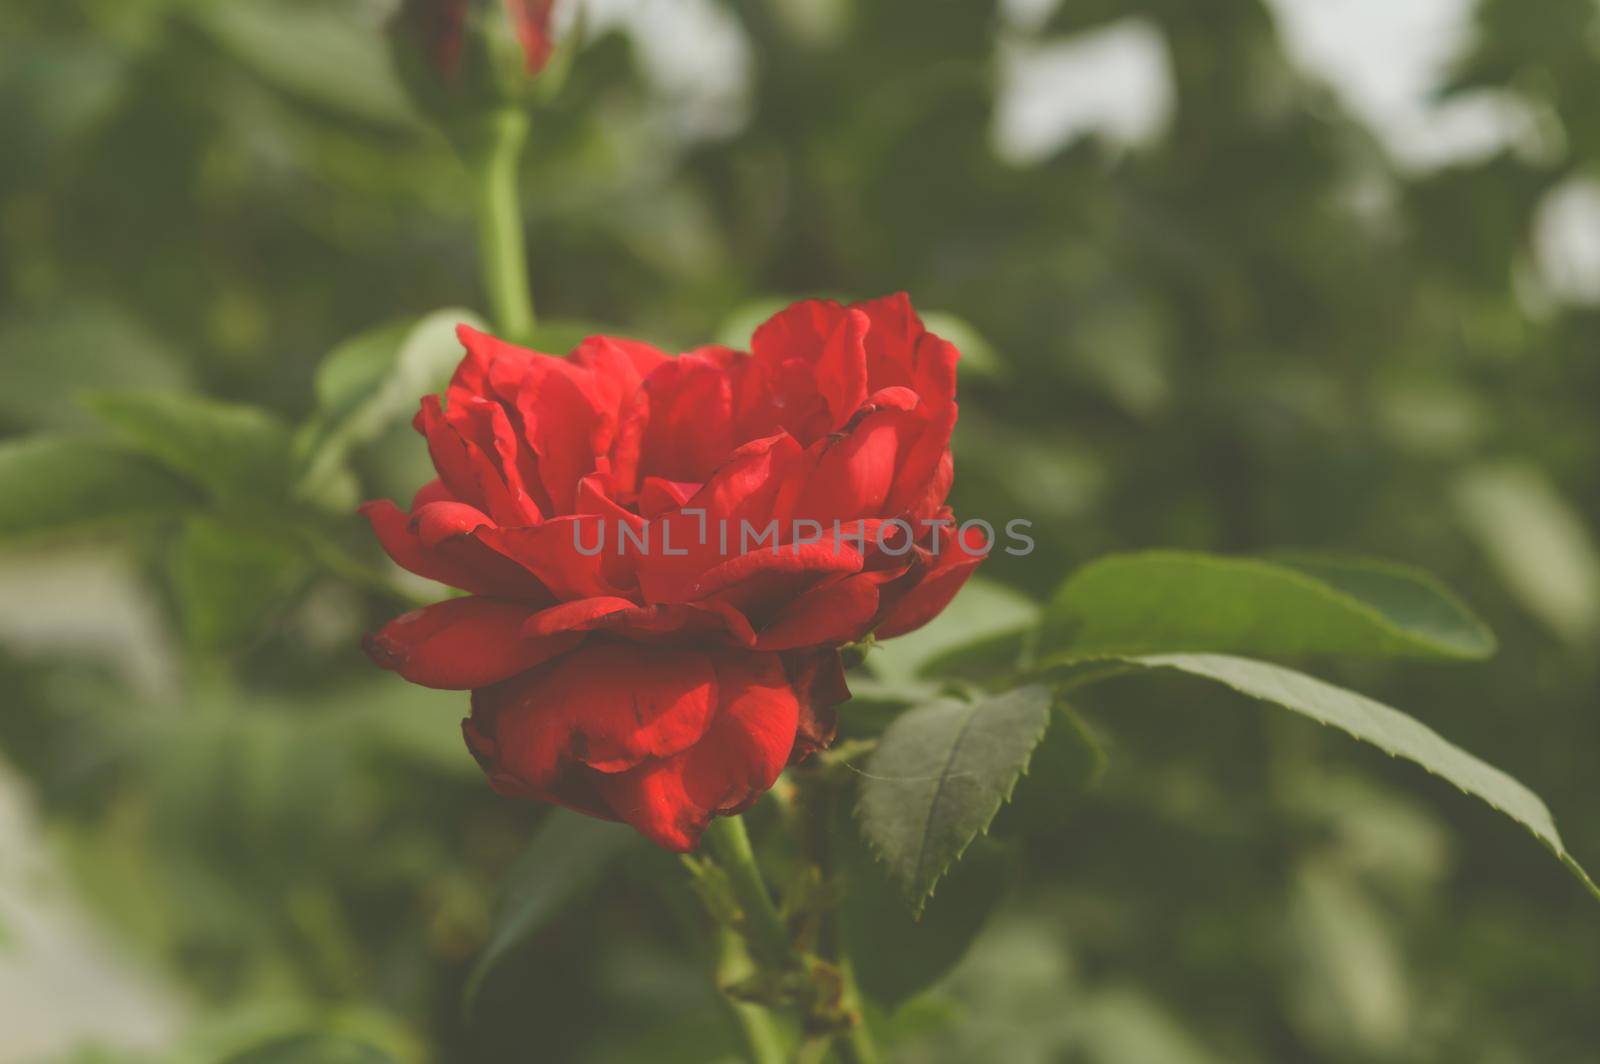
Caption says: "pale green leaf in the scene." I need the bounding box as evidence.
[193,1,414,127]
[1044,551,1494,662]
[296,309,483,503]
[85,392,295,502]
[1454,463,1600,645]
[0,435,198,540]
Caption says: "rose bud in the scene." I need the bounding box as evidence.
[362,295,989,851]
[391,0,565,127]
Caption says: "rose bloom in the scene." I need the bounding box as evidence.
[363,296,987,849]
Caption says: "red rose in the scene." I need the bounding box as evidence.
[362,295,987,849]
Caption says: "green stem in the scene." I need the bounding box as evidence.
[800,784,881,1064]
[468,108,535,340]
[703,815,793,970]
[833,955,880,1064]
[716,926,789,1064]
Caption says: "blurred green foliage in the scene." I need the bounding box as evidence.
[3,0,1599,1060]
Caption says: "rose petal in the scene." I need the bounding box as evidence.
[753,569,893,650]
[595,649,797,850]
[364,597,574,689]
[487,640,721,786]
[873,521,988,639]
[361,499,549,598]
[751,302,870,441]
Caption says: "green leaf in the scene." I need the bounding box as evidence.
[857,686,1053,915]
[85,392,295,503]
[296,309,484,504]
[0,304,189,431]
[1042,551,1494,663]
[171,515,309,650]
[841,833,1012,1006]
[220,1033,399,1064]
[1113,653,1598,901]
[0,435,198,540]
[192,1,414,127]
[463,811,639,1017]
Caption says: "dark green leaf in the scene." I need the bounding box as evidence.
[857,686,1053,914]
[0,435,197,540]
[1114,653,1598,901]
[85,392,295,502]
[1043,551,1494,663]
[463,811,639,1017]
[841,832,1012,1006]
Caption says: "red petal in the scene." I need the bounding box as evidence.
[884,333,959,518]
[487,641,721,786]
[636,433,807,603]
[521,596,639,637]
[751,301,870,441]
[479,516,635,600]
[361,499,549,598]
[409,500,493,546]
[363,597,574,689]
[873,523,988,640]
[595,649,798,851]
[638,346,761,483]
[753,569,891,650]
[505,0,557,75]
[794,411,903,523]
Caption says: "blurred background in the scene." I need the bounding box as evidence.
[3,0,1599,1060]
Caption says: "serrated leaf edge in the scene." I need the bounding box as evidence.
[854,687,1053,918]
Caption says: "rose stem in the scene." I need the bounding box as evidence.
[468,107,536,341]
[702,814,794,971]
[658,867,788,1064]
[800,782,881,1064]
[715,925,789,1064]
